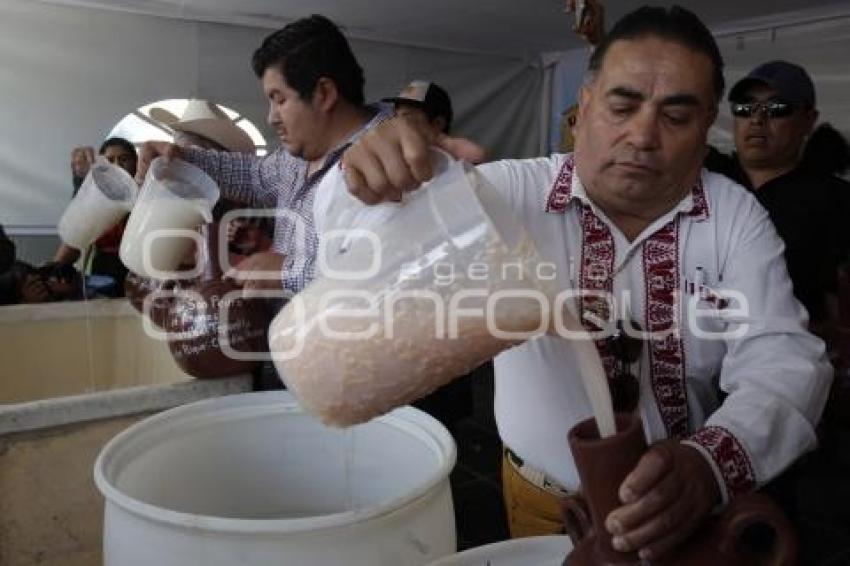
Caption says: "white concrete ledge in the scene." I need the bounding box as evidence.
[0,375,252,435]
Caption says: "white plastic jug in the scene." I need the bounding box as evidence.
[57,157,137,249]
[269,153,558,426]
[427,536,573,565]
[119,157,219,278]
[94,391,457,566]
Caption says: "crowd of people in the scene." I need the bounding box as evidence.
[3,2,849,561]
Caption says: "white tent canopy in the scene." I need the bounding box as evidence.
[2,0,849,231]
[546,3,850,153]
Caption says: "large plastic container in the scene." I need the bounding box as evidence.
[427,535,573,565]
[119,157,219,278]
[94,391,457,566]
[270,153,557,426]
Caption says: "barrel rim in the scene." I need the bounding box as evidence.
[94,390,457,535]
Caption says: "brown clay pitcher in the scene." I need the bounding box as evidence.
[561,414,797,566]
[165,222,267,378]
[125,271,182,330]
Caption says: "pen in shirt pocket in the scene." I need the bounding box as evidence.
[687,266,729,309]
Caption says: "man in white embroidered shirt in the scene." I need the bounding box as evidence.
[336,5,832,563]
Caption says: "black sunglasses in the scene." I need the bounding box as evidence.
[605,319,643,414]
[730,100,796,119]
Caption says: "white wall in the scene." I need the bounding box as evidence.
[0,0,541,231]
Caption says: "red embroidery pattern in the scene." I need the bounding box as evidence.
[689,181,710,221]
[580,206,616,377]
[643,218,689,438]
[546,161,703,432]
[545,154,575,213]
[689,426,756,497]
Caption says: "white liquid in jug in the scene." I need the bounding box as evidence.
[120,198,208,278]
[273,235,619,436]
[271,233,553,426]
[58,197,127,250]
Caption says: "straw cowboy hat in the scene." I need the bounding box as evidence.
[149,99,255,153]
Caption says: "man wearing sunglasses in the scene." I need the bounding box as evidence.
[706,61,842,328]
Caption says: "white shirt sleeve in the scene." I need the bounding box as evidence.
[684,192,832,503]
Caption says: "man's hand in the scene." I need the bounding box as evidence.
[136,141,183,184]
[224,251,284,291]
[605,440,720,561]
[71,146,96,179]
[342,115,486,205]
[566,0,605,46]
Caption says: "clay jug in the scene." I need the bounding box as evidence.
[561,414,797,566]
[165,222,267,378]
[125,271,181,330]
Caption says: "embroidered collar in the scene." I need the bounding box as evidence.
[544,153,710,221]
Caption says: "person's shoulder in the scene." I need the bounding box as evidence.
[702,169,761,209]
[260,146,303,169]
[477,153,568,184]
[821,172,850,190]
[477,154,569,206]
[701,169,771,234]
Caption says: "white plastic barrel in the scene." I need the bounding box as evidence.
[94,391,457,566]
[427,535,573,565]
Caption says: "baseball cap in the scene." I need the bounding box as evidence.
[728,61,816,107]
[383,80,453,131]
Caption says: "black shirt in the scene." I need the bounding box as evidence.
[705,150,846,323]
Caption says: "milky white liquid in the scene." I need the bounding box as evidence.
[120,198,207,278]
[275,165,618,434]
[58,194,127,250]
[571,338,616,438]
[271,232,547,425]
[273,234,618,436]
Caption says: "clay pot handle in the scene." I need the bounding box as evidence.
[718,493,797,566]
[560,492,593,546]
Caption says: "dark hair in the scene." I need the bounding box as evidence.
[99,137,137,158]
[251,14,365,106]
[802,123,850,176]
[588,5,725,103]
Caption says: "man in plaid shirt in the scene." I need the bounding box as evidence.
[138,15,389,296]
